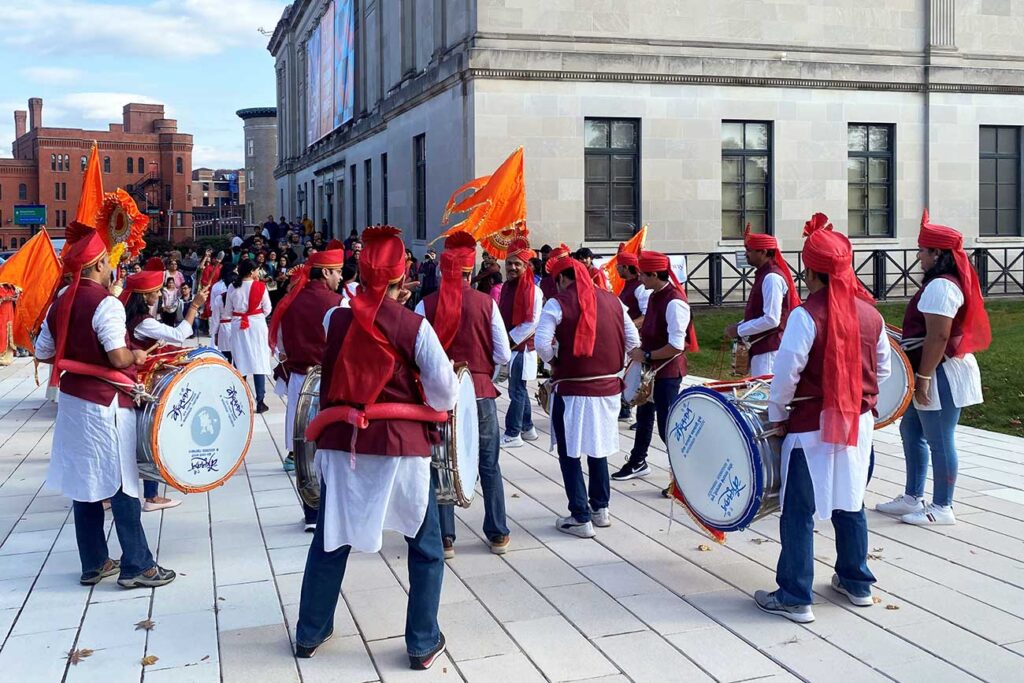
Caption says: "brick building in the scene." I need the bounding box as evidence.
[1,97,194,248]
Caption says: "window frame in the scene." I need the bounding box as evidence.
[414,134,427,241]
[979,125,1023,237]
[102,156,111,173]
[176,157,184,174]
[364,158,373,226]
[127,157,134,174]
[381,153,389,224]
[18,184,27,200]
[583,117,642,242]
[847,123,896,239]
[350,163,358,234]
[721,120,774,239]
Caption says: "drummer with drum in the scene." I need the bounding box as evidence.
[417,232,512,558]
[536,246,640,538]
[294,227,457,670]
[614,251,648,423]
[724,227,801,377]
[268,248,345,531]
[755,217,890,624]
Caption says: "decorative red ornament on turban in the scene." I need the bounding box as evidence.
[118,269,164,305]
[506,235,536,327]
[434,231,477,350]
[743,223,801,310]
[144,256,164,272]
[546,244,597,357]
[50,231,107,387]
[636,250,700,353]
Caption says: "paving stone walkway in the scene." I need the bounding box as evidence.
[0,355,1022,682]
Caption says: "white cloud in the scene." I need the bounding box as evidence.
[20,66,84,85]
[56,92,167,122]
[192,143,244,170]
[0,0,286,59]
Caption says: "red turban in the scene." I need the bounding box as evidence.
[326,239,345,251]
[330,226,407,405]
[268,249,346,353]
[118,269,163,305]
[801,220,863,447]
[617,251,639,269]
[744,224,801,310]
[434,231,477,350]
[636,251,699,353]
[918,210,991,355]
[50,231,107,387]
[144,256,164,272]
[506,236,536,327]
[546,245,597,357]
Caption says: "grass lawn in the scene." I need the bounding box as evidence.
[688,298,1024,438]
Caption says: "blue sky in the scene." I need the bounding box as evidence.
[0,0,290,169]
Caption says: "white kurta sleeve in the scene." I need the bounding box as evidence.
[768,307,815,423]
[413,301,425,316]
[35,312,55,360]
[260,286,272,316]
[737,272,786,338]
[875,321,892,385]
[622,302,641,352]
[917,278,963,318]
[508,285,542,346]
[535,299,563,364]
[93,297,129,352]
[322,307,339,336]
[134,316,193,344]
[635,283,650,316]
[665,298,690,351]
[414,321,458,412]
[490,301,512,366]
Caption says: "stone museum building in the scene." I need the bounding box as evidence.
[268,0,1024,285]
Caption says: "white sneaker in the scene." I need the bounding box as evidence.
[555,516,596,538]
[501,434,524,448]
[522,428,539,442]
[591,508,611,528]
[875,494,924,516]
[831,574,873,607]
[902,503,956,526]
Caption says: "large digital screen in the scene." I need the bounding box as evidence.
[306,0,355,146]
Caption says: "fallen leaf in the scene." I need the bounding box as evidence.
[67,648,94,665]
[749,538,768,545]
[969,549,977,555]
[142,655,159,666]
[872,547,884,553]
[783,635,799,645]
[134,619,156,631]
[511,493,520,499]
[885,604,900,610]
[867,553,883,561]
[217,597,226,601]
[872,596,882,604]
[201,655,210,662]
[1010,418,1022,427]
[697,544,712,552]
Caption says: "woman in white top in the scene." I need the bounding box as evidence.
[228,258,274,413]
[209,263,236,362]
[876,214,991,526]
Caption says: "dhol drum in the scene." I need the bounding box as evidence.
[622,361,654,407]
[432,367,480,508]
[730,340,751,377]
[666,379,781,535]
[293,366,322,509]
[137,355,254,494]
[876,326,915,429]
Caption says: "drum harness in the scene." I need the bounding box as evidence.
[49,343,184,405]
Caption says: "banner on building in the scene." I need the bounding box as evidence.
[306,0,355,146]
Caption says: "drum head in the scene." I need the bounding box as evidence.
[876,335,913,428]
[666,387,763,532]
[622,362,641,403]
[150,358,254,493]
[453,369,480,505]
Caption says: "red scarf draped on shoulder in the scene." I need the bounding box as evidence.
[546,245,597,356]
[236,280,267,330]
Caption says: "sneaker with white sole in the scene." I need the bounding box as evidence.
[555,516,596,538]
[591,507,611,528]
[611,460,651,481]
[830,574,873,607]
[875,494,924,516]
[501,434,524,448]
[522,427,539,441]
[901,503,955,526]
[753,589,815,623]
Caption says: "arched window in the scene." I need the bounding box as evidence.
[138,157,144,173]
[64,154,70,171]
[18,184,27,200]
[50,154,56,171]
[127,157,134,174]
[176,157,183,174]
[81,155,87,171]
[103,156,110,173]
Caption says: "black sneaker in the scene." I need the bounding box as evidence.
[118,565,176,589]
[256,401,270,414]
[629,422,638,431]
[409,632,446,670]
[296,631,333,659]
[612,460,651,481]
[80,558,120,585]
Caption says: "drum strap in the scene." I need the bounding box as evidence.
[550,373,621,390]
[900,336,925,351]
[55,359,156,403]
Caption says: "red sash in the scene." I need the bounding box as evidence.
[233,280,267,330]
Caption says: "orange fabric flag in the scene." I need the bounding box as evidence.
[0,230,61,351]
[439,148,526,247]
[602,226,647,295]
[480,226,529,260]
[71,142,104,232]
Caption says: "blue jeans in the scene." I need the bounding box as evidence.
[552,395,610,523]
[440,398,508,541]
[504,352,534,437]
[303,501,318,525]
[296,478,445,657]
[775,449,875,606]
[629,377,682,464]
[143,479,159,500]
[252,374,266,403]
[73,488,155,579]
[899,364,960,507]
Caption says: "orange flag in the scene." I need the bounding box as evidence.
[70,142,104,233]
[439,148,526,248]
[602,226,647,295]
[0,230,61,351]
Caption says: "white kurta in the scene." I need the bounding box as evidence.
[134,317,194,345]
[768,307,892,520]
[209,281,233,352]
[413,298,513,372]
[536,298,640,459]
[629,281,651,318]
[315,310,458,552]
[36,296,141,502]
[505,284,543,382]
[738,272,787,376]
[275,327,310,445]
[228,279,274,376]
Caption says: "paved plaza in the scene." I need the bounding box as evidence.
[0,355,1022,682]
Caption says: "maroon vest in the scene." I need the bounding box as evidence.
[744,262,791,356]
[498,277,535,351]
[539,275,558,302]
[787,289,882,434]
[48,279,134,408]
[901,274,966,372]
[618,279,643,321]
[422,284,498,399]
[128,312,155,350]
[281,281,343,374]
[317,298,433,456]
[553,285,626,397]
[640,284,688,379]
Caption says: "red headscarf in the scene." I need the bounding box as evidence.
[617,251,639,269]
[331,226,407,405]
[802,219,862,447]
[50,231,107,387]
[434,231,476,350]
[637,251,700,352]
[917,210,991,355]
[743,224,801,310]
[268,249,345,353]
[546,245,597,357]
[803,213,876,305]
[143,256,164,271]
[118,269,163,305]
[506,236,536,327]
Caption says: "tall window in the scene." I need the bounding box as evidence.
[54,182,60,200]
[980,126,1022,236]
[18,184,27,200]
[247,138,255,157]
[50,154,56,171]
[80,156,87,171]
[364,159,373,226]
[127,157,134,174]
[247,170,255,190]
[584,118,640,241]
[176,157,184,174]
[350,163,358,233]
[414,134,427,240]
[103,156,111,173]
[721,121,772,238]
[139,157,145,173]
[61,182,67,200]
[848,124,895,237]
[64,155,69,171]
[381,153,389,223]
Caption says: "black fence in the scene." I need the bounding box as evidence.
[675,247,1024,307]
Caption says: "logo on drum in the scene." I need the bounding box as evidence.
[168,384,199,425]
[220,386,245,426]
[191,407,221,446]
[670,404,705,457]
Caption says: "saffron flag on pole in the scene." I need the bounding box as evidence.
[0,230,61,352]
[602,226,647,295]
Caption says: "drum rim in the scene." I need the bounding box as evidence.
[875,334,915,429]
[450,367,479,507]
[667,386,766,532]
[294,367,322,509]
[148,357,255,494]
